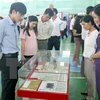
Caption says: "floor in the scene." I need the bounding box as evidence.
[0,36,98,100]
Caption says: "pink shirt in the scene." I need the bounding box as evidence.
[20,29,37,56]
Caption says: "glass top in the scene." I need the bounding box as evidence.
[18,50,70,79]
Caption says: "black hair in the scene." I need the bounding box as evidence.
[86,6,94,15]
[63,16,66,21]
[53,8,58,14]
[36,14,40,16]
[23,15,38,36]
[9,2,27,15]
[0,16,3,19]
[74,14,77,17]
[94,4,100,17]
[74,15,83,25]
[82,15,99,31]
[94,4,100,29]
[44,8,54,17]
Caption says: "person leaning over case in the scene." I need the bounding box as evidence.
[37,8,54,50]
[0,2,27,100]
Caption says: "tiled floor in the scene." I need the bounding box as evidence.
[0,36,98,100]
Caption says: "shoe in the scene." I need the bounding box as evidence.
[82,98,89,100]
[82,98,87,100]
[81,92,88,96]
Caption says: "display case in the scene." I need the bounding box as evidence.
[17,50,70,100]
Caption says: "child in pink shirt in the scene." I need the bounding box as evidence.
[20,15,38,61]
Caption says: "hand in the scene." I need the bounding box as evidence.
[21,56,26,61]
[90,54,94,61]
[91,60,94,63]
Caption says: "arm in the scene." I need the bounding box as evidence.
[92,51,100,59]
[48,23,53,38]
[90,33,99,60]
[20,30,26,60]
[0,22,4,53]
[73,29,81,36]
[59,21,64,32]
[21,39,26,60]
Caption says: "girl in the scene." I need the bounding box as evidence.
[20,15,38,61]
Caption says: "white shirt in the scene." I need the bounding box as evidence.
[70,18,75,30]
[81,25,89,40]
[37,15,53,40]
[17,19,26,27]
[51,18,63,36]
[83,30,99,58]
[21,19,26,26]
[62,20,67,30]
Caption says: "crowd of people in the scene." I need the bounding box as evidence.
[70,5,100,100]
[0,1,100,100]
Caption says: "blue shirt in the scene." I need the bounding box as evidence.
[0,16,19,54]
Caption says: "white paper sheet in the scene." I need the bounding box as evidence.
[55,82,67,93]
[30,72,45,79]
[38,81,56,92]
[38,81,67,93]
[36,65,43,70]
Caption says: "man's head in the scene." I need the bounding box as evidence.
[53,8,58,16]
[73,14,77,20]
[74,14,77,18]
[42,8,54,22]
[0,16,3,20]
[86,6,94,15]
[9,2,27,23]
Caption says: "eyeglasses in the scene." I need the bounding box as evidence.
[17,12,24,19]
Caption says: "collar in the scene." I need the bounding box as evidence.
[7,16,15,25]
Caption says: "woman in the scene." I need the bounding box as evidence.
[20,15,38,61]
[90,4,100,100]
[73,16,83,67]
[82,15,99,100]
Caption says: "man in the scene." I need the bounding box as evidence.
[37,8,54,50]
[70,14,77,43]
[62,16,68,39]
[48,8,63,50]
[0,2,27,100]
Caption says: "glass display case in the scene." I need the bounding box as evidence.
[17,50,70,100]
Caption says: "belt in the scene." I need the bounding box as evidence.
[3,52,18,57]
[84,57,89,59]
[38,39,48,41]
[51,36,60,38]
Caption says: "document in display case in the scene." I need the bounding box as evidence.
[17,50,70,100]
[21,79,41,91]
[35,62,69,74]
[38,80,67,93]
